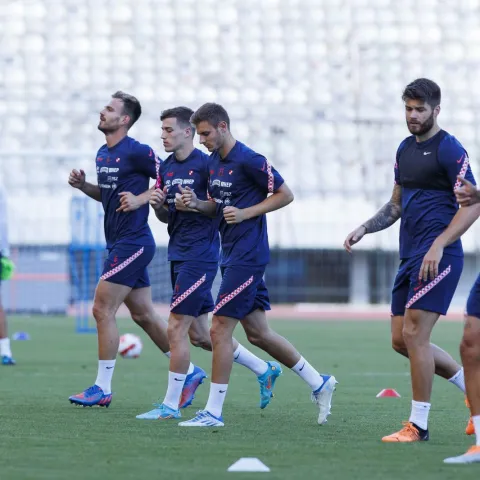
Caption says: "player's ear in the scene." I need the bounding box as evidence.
[218,121,228,133]
[121,115,131,127]
[434,105,441,117]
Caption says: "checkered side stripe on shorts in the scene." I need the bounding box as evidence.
[212,276,254,315]
[405,265,451,309]
[454,155,469,190]
[100,247,144,281]
[266,160,274,193]
[170,274,207,310]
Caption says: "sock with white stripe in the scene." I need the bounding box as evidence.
[205,383,228,418]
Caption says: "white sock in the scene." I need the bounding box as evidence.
[474,416,480,446]
[163,371,187,410]
[165,351,194,375]
[409,400,431,430]
[291,356,324,391]
[204,383,228,418]
[94,360,116,394]
[0,337,12,357]
[233,344,268,376]
[448,368,466,393]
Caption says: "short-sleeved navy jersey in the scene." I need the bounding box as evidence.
[394,129,476,259]
[156,148,220,262]
[96,136,158,248]
[208,141,284,266]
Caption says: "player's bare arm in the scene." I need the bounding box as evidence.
[149,187,168,224]
[68,169,101,202]
[455,176,480,207]
[224,183,294,225]
[179,185,216,218]
[344,184,402,253]
[116,187,154,213]
[420,202,480,281]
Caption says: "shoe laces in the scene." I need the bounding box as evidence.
[85,385,101,396]
[398,421,420,438]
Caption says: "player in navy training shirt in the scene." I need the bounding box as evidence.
[67,92,181,408]
[177,103,337,428]
[344,79,480,442]
[136,107,278,420]
[444,177,480,463]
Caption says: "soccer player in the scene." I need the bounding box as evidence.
[136,107,281,420]
[443,176,480,463]
[178,103,337,427]
[67,92,203,408]
[344,78,480,442]
[0,184,15,365]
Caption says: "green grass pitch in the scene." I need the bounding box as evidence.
[1,316,479,479]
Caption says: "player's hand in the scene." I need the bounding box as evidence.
[149,187,168,210]
[116,192,143,212]
[419,244,444,282]
[179,185,198,209]
[223,206,246,224]
[455,176,480,207]
[174,193,190,211]
[343,226,367,253]
[68,169,86,189]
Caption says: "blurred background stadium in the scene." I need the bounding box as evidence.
[2,0,480,318]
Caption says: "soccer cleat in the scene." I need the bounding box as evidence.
[444,446,480,464]
[382,422,429,442]
[179,365,207,409]
[1,355,16,365]
[257,361,282,409]
[178,410,224,427]
[311,375,337,424]
[68,385,112,408]
[465,397,475,435]
[136,403,181,420]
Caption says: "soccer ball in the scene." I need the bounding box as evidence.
[118,333,143,358]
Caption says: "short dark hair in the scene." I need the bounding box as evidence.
[160,106,195,134]
[190,103,230,128]
[402,78,441,108]
[111,91,142,128]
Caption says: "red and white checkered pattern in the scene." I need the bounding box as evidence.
[213,275,254,315]
[405,265,451,309]
[170,274,207,310]
[266,160,274,193]
[100,247,144,281]
[454,155,469,190]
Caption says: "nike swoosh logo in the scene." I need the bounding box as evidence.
[423,152,431,155]
[234,353,240,360]
[457,155,464,164]
[219,390,227,393]
[174,378,184,381]
[299,363,306,371]
[106,366,114,369]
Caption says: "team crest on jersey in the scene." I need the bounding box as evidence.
[189,170,194,175]
[167,172,174,177]
[116,157,121,163]
[96,157,103,162]
[229,170,233,175]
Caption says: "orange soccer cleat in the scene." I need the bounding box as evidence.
[382,421,429,442]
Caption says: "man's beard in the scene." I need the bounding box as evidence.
[407,112,435,136]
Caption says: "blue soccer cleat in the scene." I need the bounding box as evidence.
[136,403,181,420]
[311,375,337,424]
[69,385,112,408]
[1,355,15,365]
[179,365,207,409]
[178,410,224,427]
[257,361,282,409]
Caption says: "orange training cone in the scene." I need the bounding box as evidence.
[376,389,401,398]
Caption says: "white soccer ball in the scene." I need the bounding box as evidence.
[118,333,143,358]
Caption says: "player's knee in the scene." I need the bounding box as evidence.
[460,326,480,363]
[131,311,153,328]
[167,319,186,344]
[92,303,113,323]
[189,331,212,351]
[210,318,231,345]
[391,334,408,356]
[245,326,270,348]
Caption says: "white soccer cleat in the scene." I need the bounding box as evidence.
[178,410,224,427]
[444,446,480,464]
[311,375,338,425]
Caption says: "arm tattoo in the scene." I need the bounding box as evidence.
[362,185,402,234]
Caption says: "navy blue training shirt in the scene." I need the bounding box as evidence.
[156,148,220,262]
[394,129,476,259]
[208,141,284,266]
[96,136,158,248]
